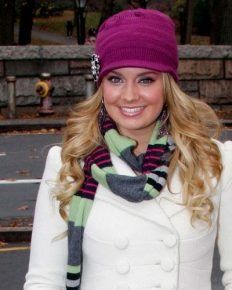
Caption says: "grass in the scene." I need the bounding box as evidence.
[33,10,74,35]
[33,10,101,36]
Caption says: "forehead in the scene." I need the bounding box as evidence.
[109,67,160,76]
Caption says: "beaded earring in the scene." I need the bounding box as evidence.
[91,54,100,82]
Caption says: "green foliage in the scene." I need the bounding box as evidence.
[34,0,74,17]
[170,0,186,18]
[86,11,101,31]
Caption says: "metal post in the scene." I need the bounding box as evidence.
[85,74,95,98]
[77,7,85,44]
[6,76,16,119]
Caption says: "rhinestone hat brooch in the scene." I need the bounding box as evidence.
[91,54,100,82]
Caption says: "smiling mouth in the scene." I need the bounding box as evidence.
[120,106,145,116]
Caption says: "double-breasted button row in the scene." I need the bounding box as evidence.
[114,236,129,250]
[114,234,177,250]
[163,234,177,248]
[116,260,130,274]
[161,257,175,272]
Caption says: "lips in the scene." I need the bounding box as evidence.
[120,106,145,116]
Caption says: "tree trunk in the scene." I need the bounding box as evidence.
[185,0,194,44]
[18,0,35,45]
[219,0,232,44]
[98,0,115,28]
[210,0,225,44]
[0,0,15,45]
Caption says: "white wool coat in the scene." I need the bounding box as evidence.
[24,141,232,290]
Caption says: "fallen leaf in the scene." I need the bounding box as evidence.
[0,241,8,247]
[16,169,31,175]
[0,178,16,182]
[10,221,18,227]
[17,205,29,211]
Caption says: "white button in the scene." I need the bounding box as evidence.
[116,260,130,274]
[117,284,130,290]
[161,281,176,290]
[114,236,129,250]
[161,258,174,272]
[163,235,177,248]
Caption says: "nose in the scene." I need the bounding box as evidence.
[121,82,139,102]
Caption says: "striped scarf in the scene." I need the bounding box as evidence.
[66,115,175,289]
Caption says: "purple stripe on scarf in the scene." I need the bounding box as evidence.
[147,147,165,153]
[144,155,161,160]
[79,188,96,195]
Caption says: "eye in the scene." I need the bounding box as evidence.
[139,77,154,84]
[107,75,122,84]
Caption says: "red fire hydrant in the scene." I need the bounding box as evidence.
[35,73,54,115]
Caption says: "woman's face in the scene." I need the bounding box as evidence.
[102,67,165,139]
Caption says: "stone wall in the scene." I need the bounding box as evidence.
[0,45,231,112]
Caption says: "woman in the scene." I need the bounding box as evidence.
[24,8,232,290]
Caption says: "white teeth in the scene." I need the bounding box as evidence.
[121,107,143,113]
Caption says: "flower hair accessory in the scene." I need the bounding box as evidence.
[91,54,100,82]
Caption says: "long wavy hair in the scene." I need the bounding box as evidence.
[56,73,222,225]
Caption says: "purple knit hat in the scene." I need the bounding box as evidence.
[92,8,178,83]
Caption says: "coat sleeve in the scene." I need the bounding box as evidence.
[24,146,68,290]
[217,141,232,290]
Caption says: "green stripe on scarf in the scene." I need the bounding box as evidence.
[69,196,93,227]
[104,129,136,156]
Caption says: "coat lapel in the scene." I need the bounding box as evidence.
[104,153,184,232]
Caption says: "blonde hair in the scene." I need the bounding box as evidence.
[56,73,222,225]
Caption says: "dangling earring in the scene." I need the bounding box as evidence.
[158,106,169,137]
[98,99,106,130]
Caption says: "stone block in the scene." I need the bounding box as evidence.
[178,60,223,80]
[52,96,84,106]
[179,81,198,92]
[221,104,232,112]
[40,45,93,59]
[15,77,39,105]
[0,45,93,60]
[5,60,69,76]
[225,60,232,79]
[70,60,90,69]
[199,80,232,104]
[70,60,91,75]
[0,61,4,76]
[16,95,40,106]
[52,76,85,97]
[0,46,40,59]
[178,45,232,59]
[0,78,7,104]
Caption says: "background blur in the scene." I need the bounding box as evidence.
[0,0,231,46]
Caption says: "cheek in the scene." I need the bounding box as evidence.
[102,84,120,105]
[144,90,164,107]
